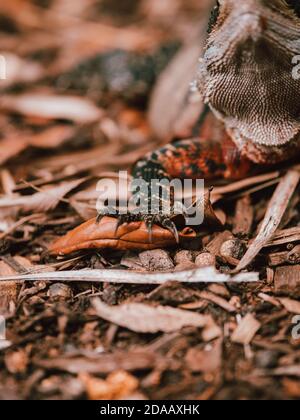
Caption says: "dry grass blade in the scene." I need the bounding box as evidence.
[234,170,300,272]
[92,299,208,333]
[0,267,259,284]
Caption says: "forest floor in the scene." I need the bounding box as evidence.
[0,0,300,400]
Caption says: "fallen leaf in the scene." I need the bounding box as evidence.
[1,94,103,123]
[0,178,86,212]
[34,351,160,374]
[92,299,208,333]
[49,216,197,253]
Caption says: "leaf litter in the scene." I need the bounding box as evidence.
[0,0,300,401]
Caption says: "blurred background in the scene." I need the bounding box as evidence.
[0,0,212,211]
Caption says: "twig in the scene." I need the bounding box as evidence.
[0,267,259,284]
[233,170,300,272]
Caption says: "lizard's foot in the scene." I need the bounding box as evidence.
[96,207,181,243]
[142,213,180,244]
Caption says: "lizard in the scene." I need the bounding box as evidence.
[96,0,300,240]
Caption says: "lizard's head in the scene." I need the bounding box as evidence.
[199,0,300,147]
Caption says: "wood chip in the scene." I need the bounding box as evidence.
[206,231,233,256]
[231,314,261,345]
[233,195,254,236]
[0,256,32,309]
[265,226,300,248]
[196,290,236,313]
[258,293,281,308]
[278,298,300,314]
[275,266,300,297]
[268,251,289,267]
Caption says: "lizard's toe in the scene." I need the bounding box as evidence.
[160,215,180,244]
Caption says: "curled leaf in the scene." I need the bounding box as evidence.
[49,216,197,254]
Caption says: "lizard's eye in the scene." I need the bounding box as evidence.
[285,0,300,17]
[207,1,220,34]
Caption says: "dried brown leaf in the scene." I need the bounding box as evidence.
[92,299,208,333]
[1,94,103,123]
[0,178,86,212]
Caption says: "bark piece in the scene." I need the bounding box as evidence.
[274,266,300,297]
[233,195,254,236]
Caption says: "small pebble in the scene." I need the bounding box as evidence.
[174,250,194,265]
[139,249,174,271]
[195,252,216,268]
[47,283,73,300]
[220,239,246,264]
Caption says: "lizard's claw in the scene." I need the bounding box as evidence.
[160,216,180,244]
[96,206,119,224]
[96,208,181,244]
[144,214,154,243]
